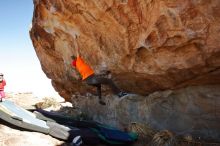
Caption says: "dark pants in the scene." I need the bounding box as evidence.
[85,74,121,100]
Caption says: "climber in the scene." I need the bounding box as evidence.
[71,38,127,105]
[0,73,6,102]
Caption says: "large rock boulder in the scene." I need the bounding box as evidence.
[30,0,220,142]
[30,0,220,98]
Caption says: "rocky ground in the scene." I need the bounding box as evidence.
[0,92,151,146]
[0,122,64,146]
[0,92,70,146]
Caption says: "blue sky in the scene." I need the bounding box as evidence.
[0,1,59,97]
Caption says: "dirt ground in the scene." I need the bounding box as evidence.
[0,92,65,146]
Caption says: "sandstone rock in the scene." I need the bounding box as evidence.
[74,85,220,142]
[29,0,220,142]
[30,0,220,98]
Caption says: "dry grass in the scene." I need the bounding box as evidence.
[35,97,60,109]
[129,122,156,138]
[129,122,220,146]
[150,130,176,146]
[129,122,156,145]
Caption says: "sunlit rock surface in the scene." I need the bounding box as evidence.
[0,124,63,146]
[30,0,220,97]
[30,0,220,142]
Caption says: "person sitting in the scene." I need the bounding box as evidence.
[0,73,6,102]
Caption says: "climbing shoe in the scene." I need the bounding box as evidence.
[118,92,128,98]
[71,135,83,146]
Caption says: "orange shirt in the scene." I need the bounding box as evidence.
[74,56,94,80]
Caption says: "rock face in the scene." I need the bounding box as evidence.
[74,85,220,141]
[30,0,220,97]
[30,0,220,142]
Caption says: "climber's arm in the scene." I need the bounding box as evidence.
[73,36,79,57]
